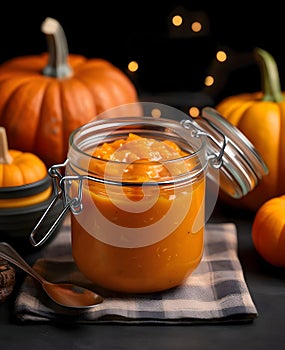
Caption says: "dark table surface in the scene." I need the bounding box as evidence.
[1,199,285,350]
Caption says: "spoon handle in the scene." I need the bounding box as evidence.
[0,242,44,284]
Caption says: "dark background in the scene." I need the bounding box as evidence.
[0,0,283,105]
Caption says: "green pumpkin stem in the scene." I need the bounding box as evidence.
[0,127,12,164]
[41,17,73,78]
[254,47,285,102]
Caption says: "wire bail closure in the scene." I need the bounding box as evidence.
[29,160,116,247]
[181,118,227,169]
[29,160,81,247]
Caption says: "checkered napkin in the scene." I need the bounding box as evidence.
[14,215,258,324]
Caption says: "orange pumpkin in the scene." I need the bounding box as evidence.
[252,195,285,267]
[216,48,285,211]
[0,17,138,167]
[0,127,47,187]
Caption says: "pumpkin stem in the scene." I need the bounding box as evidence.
[254,47,285,102]
[41,17,73,78]
[0,127,13,164]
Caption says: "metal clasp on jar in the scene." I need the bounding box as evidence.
[29,160,84,247]
[30,161,129,247]
[181,118,228,169]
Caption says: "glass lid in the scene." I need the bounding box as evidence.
[192,107,268,198]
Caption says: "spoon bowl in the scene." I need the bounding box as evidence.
[0,242,104,309]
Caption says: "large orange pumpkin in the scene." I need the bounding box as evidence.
[252,195,285,267]
[216,47,285,211]
[0,17,138,167]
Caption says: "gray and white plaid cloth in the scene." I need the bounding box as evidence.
[14,215,258,324]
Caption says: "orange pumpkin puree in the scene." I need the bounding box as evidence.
[71,133,205,293]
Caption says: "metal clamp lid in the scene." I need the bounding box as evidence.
[192,107,268,198]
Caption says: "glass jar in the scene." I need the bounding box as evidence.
[30,103,268,294]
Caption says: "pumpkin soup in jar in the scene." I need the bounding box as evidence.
[31,104,269,293]
[67,118,207,294]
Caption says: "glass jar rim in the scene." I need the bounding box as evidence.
[68,115,209,186]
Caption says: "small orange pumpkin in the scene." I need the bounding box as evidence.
[0,17,138,167]
[252,194,285,267]
[216,48,285,211]
[0,127,47,187]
